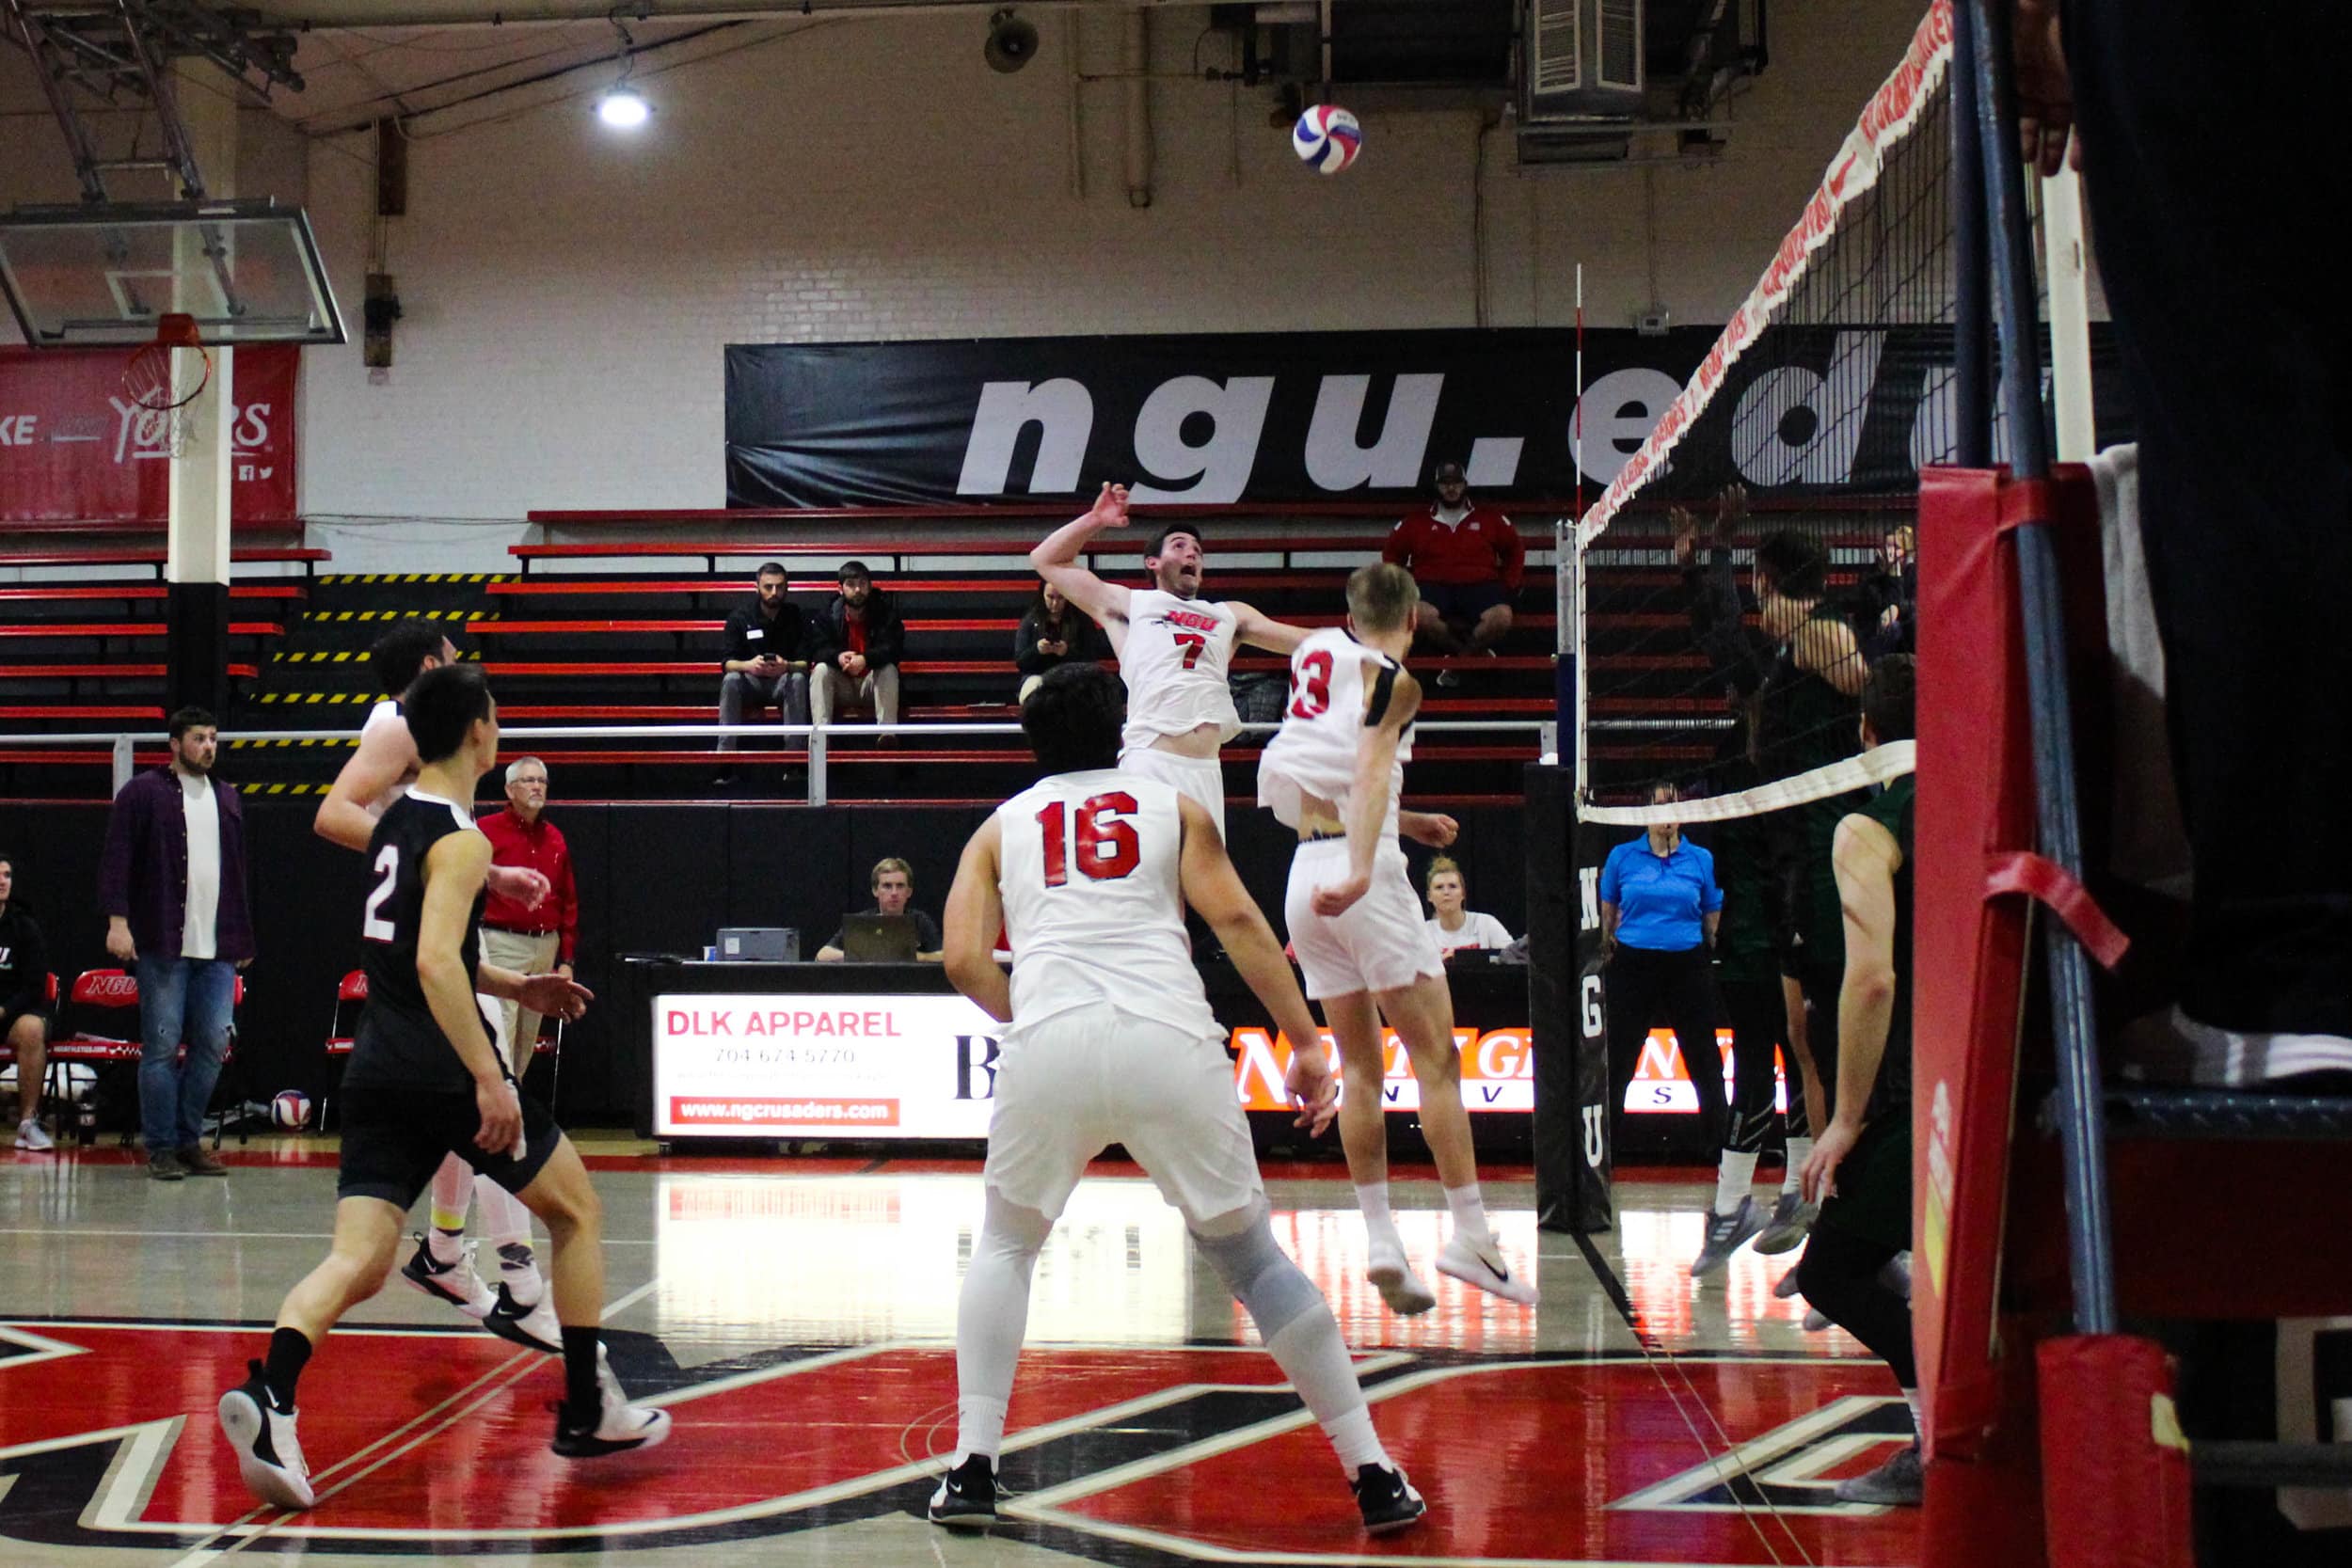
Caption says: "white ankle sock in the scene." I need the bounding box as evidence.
[1903,1387,1924,1442]
[1442,1182,1490,1244]
[1714,1150,1760,1216]
[1355,1183,1403,1249]
[953,1394,1009,1467]
[1319,1405,1388,1473]
[1782,1138,1814,1194]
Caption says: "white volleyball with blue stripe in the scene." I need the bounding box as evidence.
[1293,104,1362,174]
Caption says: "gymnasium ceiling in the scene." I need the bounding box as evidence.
[6,1,1748,142]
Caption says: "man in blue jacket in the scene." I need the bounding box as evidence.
[98,708,255,1180]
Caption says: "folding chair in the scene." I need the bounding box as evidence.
[315,970,366,1132]
[46,970,143,1148]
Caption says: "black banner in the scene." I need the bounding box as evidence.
[724,326,2129,508]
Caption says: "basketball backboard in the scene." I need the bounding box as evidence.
[0,198,344,348]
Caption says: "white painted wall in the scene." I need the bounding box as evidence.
[4,1,1940,561]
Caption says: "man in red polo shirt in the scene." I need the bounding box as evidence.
[479,755,578,1053]
[1381,461,1525,687]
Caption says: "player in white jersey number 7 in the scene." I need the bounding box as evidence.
[1030,483,1304,843]
[1259,563,1537,1313]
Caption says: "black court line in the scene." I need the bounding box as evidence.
[1570,1226,1641,1329]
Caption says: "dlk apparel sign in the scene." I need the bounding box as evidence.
[0,343,298,523]
[723,326,2126,508]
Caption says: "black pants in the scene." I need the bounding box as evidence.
[1605,943,1726,1149]
[1719,975,1790,1154]
[1796,1222,1915,1387]
[1791,957,1843,1132]
[2068,0,2352,1036]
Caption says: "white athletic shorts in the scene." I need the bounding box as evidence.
[984,1008,1263,1227]
[1117,746,1226,842]
[1284,838,1446,1001]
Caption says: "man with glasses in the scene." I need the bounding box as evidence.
[478,756,577,1053]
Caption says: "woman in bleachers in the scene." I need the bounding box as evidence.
[1423,857,1514,957]
[1014,582,1106,702]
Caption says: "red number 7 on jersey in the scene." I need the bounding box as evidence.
[1172,632,1207,670]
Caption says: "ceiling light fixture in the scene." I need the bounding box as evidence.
[596,14,651,131]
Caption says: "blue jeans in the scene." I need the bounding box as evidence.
[136,956,235,1152]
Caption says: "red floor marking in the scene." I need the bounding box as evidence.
[1053,1360,1921,1566]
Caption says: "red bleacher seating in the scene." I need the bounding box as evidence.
[0,622,285,640]
[0,584,306,603]
[0,664,261,680]
[0,547,326,571]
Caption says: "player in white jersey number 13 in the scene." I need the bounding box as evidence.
[930,663,1427,1538]
[1259,563,1538,1314]
[1031,483,1308,841]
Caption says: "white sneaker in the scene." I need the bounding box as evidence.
[1435,1230,1538,1307]
[484,1279,564,1354]
[399,1234,497,1320]
[551,1345,671,1458]
[1365,1240,1437,1316]
[218,1364,315,1511]
[14,1117,54,1152]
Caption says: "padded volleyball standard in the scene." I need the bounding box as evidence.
[272,1089,312,1131]
[1293,104,1361,174]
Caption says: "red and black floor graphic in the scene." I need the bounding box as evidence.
[0,1318,1919,1564]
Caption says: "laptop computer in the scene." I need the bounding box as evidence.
[841,913,920,963]
[714,927,798,962]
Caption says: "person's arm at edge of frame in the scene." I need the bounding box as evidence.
[1800,812,1902,1203]
[943,818,1011,1022]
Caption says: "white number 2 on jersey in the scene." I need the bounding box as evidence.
[362,844,400,942]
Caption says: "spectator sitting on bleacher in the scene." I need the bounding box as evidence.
[2,853,56,1152]
[1382,459,1525,687]
[718,562,810,768]
[1014,581,1105,703]
[1857,525,1917,662]
[809,561,905,735]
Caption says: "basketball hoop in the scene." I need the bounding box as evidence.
[120,312,212,458]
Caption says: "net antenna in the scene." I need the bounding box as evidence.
[120,310,212,457]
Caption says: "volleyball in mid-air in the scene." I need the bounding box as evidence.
[1293,104,1361,175]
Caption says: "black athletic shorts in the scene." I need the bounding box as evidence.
[336,1081,561,1208]
[1814,1114,1912,1254]
[1420,578,1511,624]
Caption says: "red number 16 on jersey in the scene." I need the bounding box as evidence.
[1037,792,1142,887]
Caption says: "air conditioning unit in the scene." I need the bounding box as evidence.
[1521,0,1643,110]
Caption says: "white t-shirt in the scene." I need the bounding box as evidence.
[360,697,417,816]
[1117,590,1242,755]
[180,773,221,959]
[993,768,1216,1041]
[1428,911,1514,955]
[1257,626,1413,841]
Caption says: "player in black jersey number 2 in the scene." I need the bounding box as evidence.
[217,665,668,1512]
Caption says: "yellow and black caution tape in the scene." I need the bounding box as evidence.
[316,573,505,584]
[255,692,369,705]
[227,736,359,749]
[314,609,474,622]
[248,782,328,796]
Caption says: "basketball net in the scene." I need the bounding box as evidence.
[120,311,214,459]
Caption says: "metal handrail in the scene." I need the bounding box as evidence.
[0,717,1564,808]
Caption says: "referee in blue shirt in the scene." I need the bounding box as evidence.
[1599,784,1731,1185]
